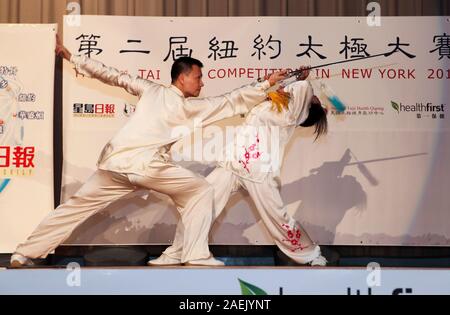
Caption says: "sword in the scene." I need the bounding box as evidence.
[284,52,391,80]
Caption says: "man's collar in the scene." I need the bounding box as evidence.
[170,85,184,97]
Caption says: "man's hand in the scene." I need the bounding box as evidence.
[267,69,288,87]
[55,34,72,61]
[296,66,310,81]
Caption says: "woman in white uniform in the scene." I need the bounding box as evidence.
[150,67,329,266]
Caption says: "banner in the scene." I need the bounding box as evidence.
[2,267,450,295]
[63,16,449,246]
[0,24,56,253]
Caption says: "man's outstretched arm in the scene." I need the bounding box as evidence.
[186,70,288,126]
[56,34,153,97]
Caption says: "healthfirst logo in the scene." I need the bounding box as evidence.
[238,278,416,295]
[239,279,268,295]
[391,101,446,118]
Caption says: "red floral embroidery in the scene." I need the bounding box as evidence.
[281,223,309,252]
[239,134,262,173]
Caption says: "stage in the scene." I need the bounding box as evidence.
[1,0,450,299]
[1,265,450,295]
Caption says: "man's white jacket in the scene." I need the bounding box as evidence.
[70,55,271,176]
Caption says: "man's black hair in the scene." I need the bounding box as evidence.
[171,57,204,83]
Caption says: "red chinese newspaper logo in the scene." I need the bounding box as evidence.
[0,146,35,168]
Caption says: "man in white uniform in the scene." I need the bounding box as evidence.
[10,37,286,267]
[150,68,329,266]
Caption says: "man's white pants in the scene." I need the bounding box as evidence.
[15,160,213,263]
[164,167,321,264]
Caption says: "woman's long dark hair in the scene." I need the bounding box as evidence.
[299,96,328,141]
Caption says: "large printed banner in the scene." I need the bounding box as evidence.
[2,268,450,295]
[0,24,56,253]
[63,16,449,246]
